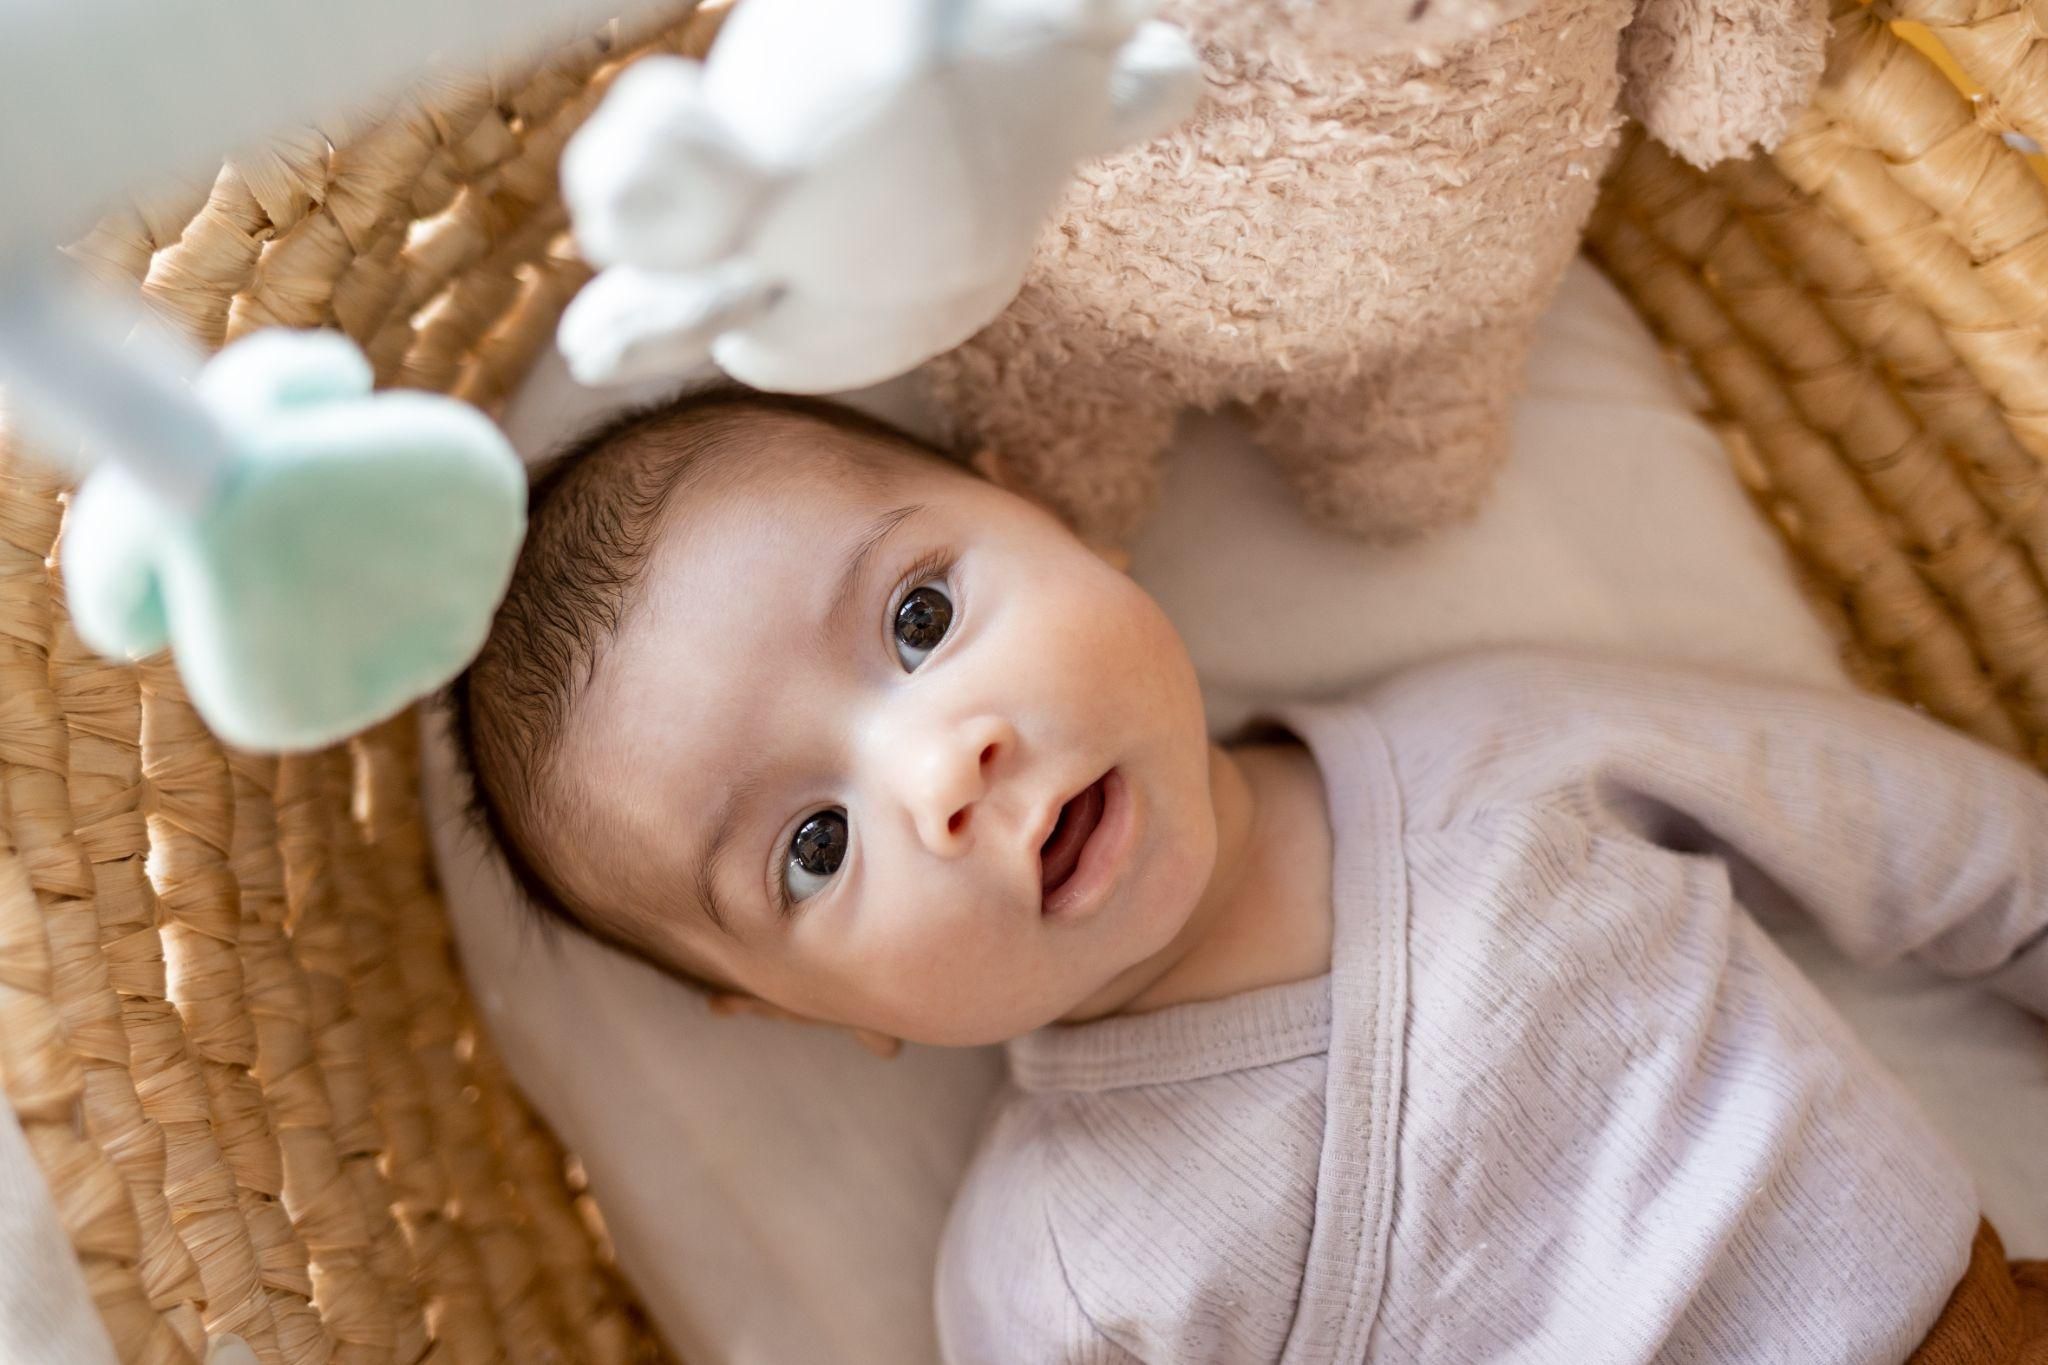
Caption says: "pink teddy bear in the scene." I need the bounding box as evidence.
[924,0,1828,542]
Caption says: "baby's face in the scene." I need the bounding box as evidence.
[559,430,1216,1046]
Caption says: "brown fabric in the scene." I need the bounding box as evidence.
[1910,1222,2048,1364]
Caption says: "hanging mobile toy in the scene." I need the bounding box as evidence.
[556,0,1203,393]
[0,269,524,753]
[0,0,664,755]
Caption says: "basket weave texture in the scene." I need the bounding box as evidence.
[0,6,722,1362]
[0,0,2044,1362]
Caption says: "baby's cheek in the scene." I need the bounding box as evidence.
[851,913,1056,1043]
[884,904,1011,988]
[1103,585,1194,690]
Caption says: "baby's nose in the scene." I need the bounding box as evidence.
[907,715,1015,856]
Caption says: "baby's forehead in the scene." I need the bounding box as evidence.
[572,412,952,745]
[674,407,938,492]
[640,416,967,568]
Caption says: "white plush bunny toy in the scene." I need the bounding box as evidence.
[556,0,1202,392]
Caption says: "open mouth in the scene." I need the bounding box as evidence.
[1039,772,1110,899]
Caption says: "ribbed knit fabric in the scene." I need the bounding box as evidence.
[936,649,2048,1364]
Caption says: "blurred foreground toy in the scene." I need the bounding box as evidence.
[556,0,1202,392]
[0,270,523,752]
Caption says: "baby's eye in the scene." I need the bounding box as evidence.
[894,582,953,671]
[784,809,848,903]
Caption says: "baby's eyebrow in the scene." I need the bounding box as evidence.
[825,503,925,630]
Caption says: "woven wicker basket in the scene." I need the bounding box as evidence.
[2,0,2044,1361]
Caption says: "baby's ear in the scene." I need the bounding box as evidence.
[970,446,1133,573]
[847,1028,904,1060]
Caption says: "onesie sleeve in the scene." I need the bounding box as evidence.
[1369,650,2048,1016]
[935,1096,1148,1365]
[935,1052,1328,1365]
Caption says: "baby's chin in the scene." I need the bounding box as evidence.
[1050,877,1219,1032]
[888,913,1200,1045]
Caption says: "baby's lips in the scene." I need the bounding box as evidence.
[1039,774,1111,895]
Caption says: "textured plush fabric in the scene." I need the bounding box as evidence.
[938,649,2048,1364]
[923,0,1827,545]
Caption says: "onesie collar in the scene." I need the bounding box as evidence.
[1267,700,1410,1365]
[1006,970,1331,1092]
[1003,697,1410,1365]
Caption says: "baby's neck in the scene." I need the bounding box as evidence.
[1065,739,1335,1022]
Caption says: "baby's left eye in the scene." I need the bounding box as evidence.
[784,809,848,904]
[894,582,953,671]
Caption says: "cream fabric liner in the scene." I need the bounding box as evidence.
[0,1090,120,1365]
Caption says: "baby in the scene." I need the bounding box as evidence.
[453,385,2048,1364]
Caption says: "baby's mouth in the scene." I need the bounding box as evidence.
[1040,772,1110,898]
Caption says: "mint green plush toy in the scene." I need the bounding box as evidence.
[50,326,525,752]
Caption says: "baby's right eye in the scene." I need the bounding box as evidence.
[893,582,953,671]
[784,809,848,903]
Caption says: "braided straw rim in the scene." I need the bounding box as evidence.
[1592,1,2048,770]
